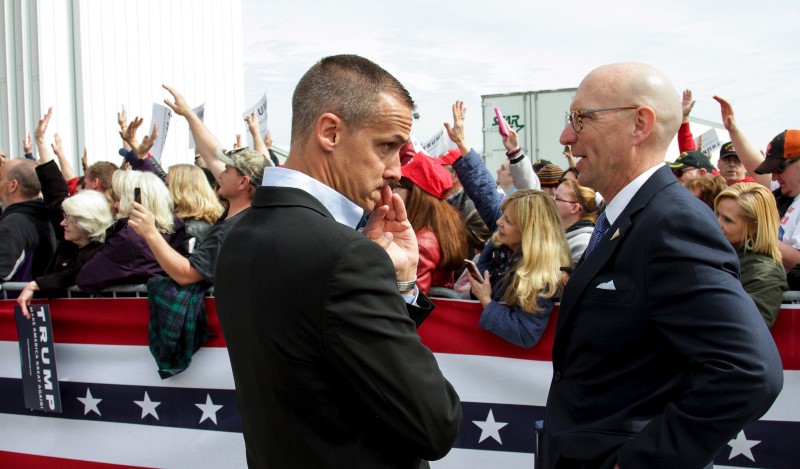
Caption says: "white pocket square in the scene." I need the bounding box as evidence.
[596,280,616,290]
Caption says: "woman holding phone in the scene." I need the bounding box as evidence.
[444,100,571,348]
[76,170,185,293]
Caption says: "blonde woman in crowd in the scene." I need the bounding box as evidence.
[445,100,571,347]
[167,164,223,252]
[715,182,787,327]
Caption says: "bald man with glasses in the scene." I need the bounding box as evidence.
[541,63,783,469]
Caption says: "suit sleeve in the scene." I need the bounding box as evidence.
[322,237,462,461]
[616,206,783,468]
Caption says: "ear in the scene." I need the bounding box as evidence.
[699,168,708,177]
[315,112,343,152]
[7,179,19,194]
[631,106,656,146]
[238,175,251,191]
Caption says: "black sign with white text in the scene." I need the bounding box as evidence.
[15,304,62,413]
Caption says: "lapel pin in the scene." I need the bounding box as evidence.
[610,228,620,240]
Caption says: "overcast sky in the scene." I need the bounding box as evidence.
[241,0,799,158]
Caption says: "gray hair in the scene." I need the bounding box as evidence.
[62,190,114,243]
[113,170,175,233]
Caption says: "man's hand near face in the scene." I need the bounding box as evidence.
[363,185,419,285]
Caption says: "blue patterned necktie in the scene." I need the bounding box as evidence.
[584,212,609,258]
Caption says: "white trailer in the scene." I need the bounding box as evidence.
[481,88,577,174]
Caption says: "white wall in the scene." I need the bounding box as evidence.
[1,0,244,171]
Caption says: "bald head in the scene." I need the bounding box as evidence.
[583,63,681,154]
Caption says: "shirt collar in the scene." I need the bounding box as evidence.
[603,163,665,225]
[261,167,365,229]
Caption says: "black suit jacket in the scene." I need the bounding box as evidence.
[542,166,783,468]
[215,186,462,468]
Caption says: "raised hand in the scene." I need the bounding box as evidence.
[35,107,53,143]
[117,105,128,129]
[682,89,695,122]
[137,123,158,159]
[713,95,737,132]
[121,116,144,149]
[444,100,470,154]
[502,128,520,153]
[23,133,32,154]
[51,133,63,156]
[162,84,194,117]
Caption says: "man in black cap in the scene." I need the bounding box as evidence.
[668,150,715,185]
[717,142,757,186]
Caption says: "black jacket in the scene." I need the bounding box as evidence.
[0,199,57,283]
[215,186,462,468]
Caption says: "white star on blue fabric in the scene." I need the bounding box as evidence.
[77,388,102,416]
[195,394,223,425]
[727,430,761,462]
[133,391,161,420]
[472,409,508,444]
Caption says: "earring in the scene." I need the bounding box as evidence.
[744,237,754,252]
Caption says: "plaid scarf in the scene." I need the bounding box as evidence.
[146,276,209,379]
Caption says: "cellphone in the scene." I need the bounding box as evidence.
[494,107,509,137]
[134,187,141,204]
[464,259,485,284]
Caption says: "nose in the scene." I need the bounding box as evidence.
[772,173,780,182]
[560,124,577,145]
[384,151,402,182]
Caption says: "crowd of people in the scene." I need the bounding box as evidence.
[0,54,790,467]
[0,79,796,335]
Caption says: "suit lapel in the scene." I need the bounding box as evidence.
[555,166,678,343]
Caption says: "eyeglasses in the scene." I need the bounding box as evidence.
[63,215,79,225]
[774,157,800,174]
[565,106,639,133]
[553,196,576,205]
[672,166,699,178]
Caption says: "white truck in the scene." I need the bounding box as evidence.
[481,88,577,174]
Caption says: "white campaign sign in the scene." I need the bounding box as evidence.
[242,92,268,149]
[149,103,173,161]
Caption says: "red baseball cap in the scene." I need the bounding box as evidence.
[401,152,453,198]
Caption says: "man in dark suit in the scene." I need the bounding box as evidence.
[214,55,462,468]
[541,63,783,469]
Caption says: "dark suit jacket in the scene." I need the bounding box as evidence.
[215,186,462,468]
[542,165,783,469]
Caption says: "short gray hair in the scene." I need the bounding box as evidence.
[62,190,114,243]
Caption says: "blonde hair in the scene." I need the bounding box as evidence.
[168,164,223,224]
[61,190,114,243]
[714,182,782,263]
[492,190,572,312]
[560,179,598,223]
[113,170,176,233]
